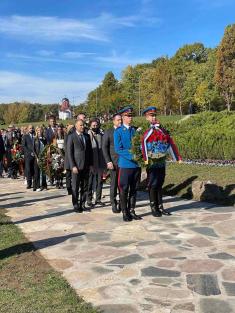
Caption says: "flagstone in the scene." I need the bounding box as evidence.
[190,227,218,237]
[214,219,235,236]
[142,286,191,299]
[75,247,128,263]
[187,236,214,247]
[179,259,223,273]
[222,282,235,296]
[156,259,176,268]
[107,254,144,265]
[172,302,195,312]
[186,274,221,296]
[86,232,111,242]
[199,299,234,313]
[141,267,181,277]
[222,268,235,281]
[208,252,235,260]
[200,213,232,223]
[2,179,235,313]
[102,240,137,247]
[97,304,139,313]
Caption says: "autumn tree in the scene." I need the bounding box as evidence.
[215,24,235,111]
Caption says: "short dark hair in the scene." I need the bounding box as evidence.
[89,118,98,126]
[112,113,121,119]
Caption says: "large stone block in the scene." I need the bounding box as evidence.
[192,181,224,202]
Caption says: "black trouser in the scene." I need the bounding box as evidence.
[87,170,103,202]
[66,169,72,191]
[0,155,3,176]
[5,151,12,177]
[110,166,119,205]
[147,166,166,206]
[33,159,47,189]
[71,169,89,206]
[118,167,141,211]
[25,156,35,187]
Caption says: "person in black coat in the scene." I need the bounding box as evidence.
[33,126,47,191]
[64,124,74,195]
[102,114,122,213]
[67,119,93,212]
[0,130,5,177]
[45,116,57,144]
[22,125,35,188]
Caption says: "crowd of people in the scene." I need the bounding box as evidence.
[0,106,182,222]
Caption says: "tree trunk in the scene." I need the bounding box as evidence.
[225,92,231,111]
[179,102,182,116]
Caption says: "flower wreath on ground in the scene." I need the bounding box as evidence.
[131,124,176,168]
[38,144,65,178]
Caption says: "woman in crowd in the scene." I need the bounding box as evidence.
[53,124,65,189]
[33,126,47,191]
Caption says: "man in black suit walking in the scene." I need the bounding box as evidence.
[22,125,35,189]
[67,119,93,212]
[102,114,122,213]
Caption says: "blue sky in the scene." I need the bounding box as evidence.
[0,0,234,104]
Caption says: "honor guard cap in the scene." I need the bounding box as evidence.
[142,106,157,115]
[118,106,133,115]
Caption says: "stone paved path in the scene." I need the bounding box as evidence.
[1,178,235,313]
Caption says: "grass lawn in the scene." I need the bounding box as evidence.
[0,209,99,313]
[163,163,235,205]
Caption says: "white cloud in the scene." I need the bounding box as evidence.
[5,50,153,68]
[0,71,98,104]
[95,51,153,67]
[0,13,161,43]
[62,51,96,59]
[5,52,94,64]
[37,50,55,57]
[0,15,108,42]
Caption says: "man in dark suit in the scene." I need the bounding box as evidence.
[102,114,122,213]
[64,124,74,195]
[0,130,5,177]
[22,125,35,189]
[45,115,57,144]
[67,119,93,212]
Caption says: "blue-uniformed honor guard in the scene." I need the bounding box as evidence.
[114,106,142,222]
[142,106,182,217]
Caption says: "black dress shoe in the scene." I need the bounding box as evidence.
[122,208,132,222]
[112,204,121,213]
[123,214,132,222]
[152,209,162,217]
[95,200,105,206]
[26,185,32,189]
[159,205,172,216]
[81,204,91,212]
[130,209,142,220]
[73,204,83,213]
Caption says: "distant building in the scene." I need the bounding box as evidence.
[58,98,72,120]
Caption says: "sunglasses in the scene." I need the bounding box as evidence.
[123,114,133,117]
